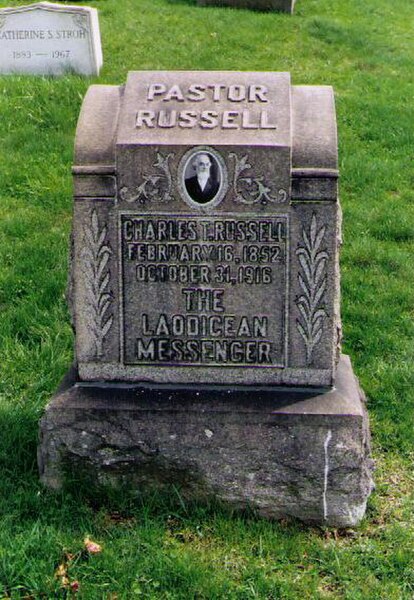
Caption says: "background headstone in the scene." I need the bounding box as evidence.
[197,0,296,14]
[0,2,102,76]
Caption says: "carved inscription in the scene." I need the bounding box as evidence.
[136,83,277,131]
[0,14,88,62]
[120,214,289,367]
[0,24,88,40]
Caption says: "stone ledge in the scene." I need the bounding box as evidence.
[38,355,374,527]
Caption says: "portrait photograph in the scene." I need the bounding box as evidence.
[183,150,222,205]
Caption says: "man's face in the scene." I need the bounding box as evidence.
[195,154,211,176]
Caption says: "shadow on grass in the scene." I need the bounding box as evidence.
[306,16,398,62]
[166,0,197,6]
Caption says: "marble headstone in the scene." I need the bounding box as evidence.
[0,2,102,76]
[70,71,341,387]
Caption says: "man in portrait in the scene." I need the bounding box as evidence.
[185,152,220,203]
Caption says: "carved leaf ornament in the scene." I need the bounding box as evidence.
[81,209,113,358]
[296,214,328,365]
[120,151,174,204]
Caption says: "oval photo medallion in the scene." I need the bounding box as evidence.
[178,146,228,208]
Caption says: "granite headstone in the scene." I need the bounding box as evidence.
[0,2,102,76]
[70,71,341,388]
[38,71,373,526]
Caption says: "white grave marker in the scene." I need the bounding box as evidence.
[0,2,102,76]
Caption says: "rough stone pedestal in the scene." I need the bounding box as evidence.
[38,355,373,527]
[197,0,295,14]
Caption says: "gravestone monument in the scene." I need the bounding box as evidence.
[0,2,102,76]
[38,71,374,526]
[197,0,295,14]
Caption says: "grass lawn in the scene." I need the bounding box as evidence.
[0,0,413,597]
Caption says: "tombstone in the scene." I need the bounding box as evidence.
[0,2,102,76]
[38,71,374,526]
[197,0,295,13]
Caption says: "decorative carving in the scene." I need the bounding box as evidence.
[0,16,7,30]
[296,213,328,365]
[229,153,287,205]
[81,209,113,358]
[119,151,175,204]
[72,14,88,33]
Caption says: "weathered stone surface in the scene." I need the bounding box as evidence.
[39,70,373,525]
[197,0,295,14]
[70,71,341,387]
[38,355,374,526]
[0,2,102,76]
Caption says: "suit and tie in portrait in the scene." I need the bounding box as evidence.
[185,152,220,204]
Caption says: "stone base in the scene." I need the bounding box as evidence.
[38,355,373,527]
[197,0,295,13]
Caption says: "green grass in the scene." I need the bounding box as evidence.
[0,0,413,597]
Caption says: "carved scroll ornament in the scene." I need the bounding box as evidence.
[119,151,175,204]
[229,153,287,206]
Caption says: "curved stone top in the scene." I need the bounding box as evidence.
[73,73,338,175]
[291,85,338,172]
[74,85,122,169]
[0,2,97,14]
